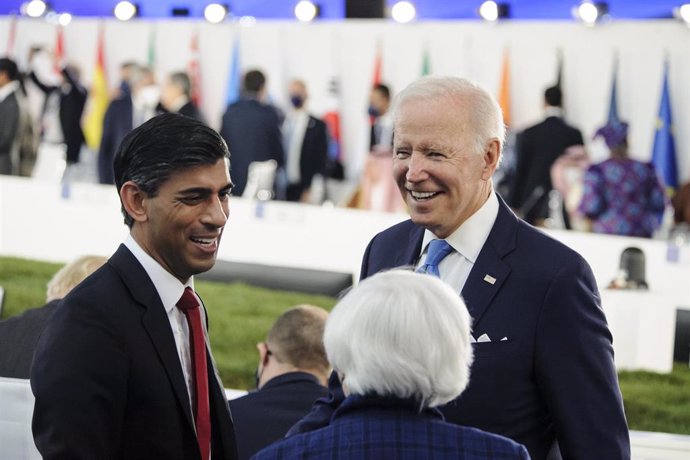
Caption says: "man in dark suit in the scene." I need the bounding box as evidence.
[29,62,87,165]
[0,255,105,379]
[0,57,21,175]
[220,69,284,197]
[32,113,238,460]
[282,80,328,202]
[230,305,329,459]
[98,65,158,184]
[290,76,630,459]
[509,86,583,225]
[160,71,205,122]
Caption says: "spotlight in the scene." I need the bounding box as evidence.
[391,1,416,23]
[574,1,608,26]
[674,4,690,24]
[58,12,72,26]
[478,1,509,22]
[25,0,48,18]
[204,3,228,23]
[295,1,319,22]
[114,1,138,21]
[239,15,257,27]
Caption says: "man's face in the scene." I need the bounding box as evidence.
[160,78,182,109]
[392,96,498,239]
[136,158,232,282]
[369,89,389,115]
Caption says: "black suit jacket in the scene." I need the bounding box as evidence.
[291,195,630,460]
[179,101,205,123]
[98,95,133,184]
[295,115,328,191]
[30,70,87,163]
[220,98,284,196]
[0,300,57,379]
[229,372,328,460]
[31,245,238,460]
[510,116,583,222]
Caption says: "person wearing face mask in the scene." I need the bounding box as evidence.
[229,305,329,460]
[280,79,328,202]
[98,64,158,184]
[368,83,393,153]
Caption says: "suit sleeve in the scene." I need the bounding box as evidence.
[535,256,630,459]
[285,370,345,436]
[269,110,285,168]
[31,298,129,459]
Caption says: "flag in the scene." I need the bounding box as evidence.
[188,30,202,107]
[323,77,343,162]
[421,44,431,76]
[497,49,511,126]
[651,60,678,191]
[555,48,563,89]
[225,37,241,105]
[369,44,382,124]
[83,28,109,150]
[54,25,65,71]
[6,15,17,57]
[147,26,156,68]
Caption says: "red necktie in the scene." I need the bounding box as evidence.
[176,287,211,460]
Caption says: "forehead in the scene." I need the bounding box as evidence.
[162,158,230,190]
[394,97,471,142]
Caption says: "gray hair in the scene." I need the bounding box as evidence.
[168,71,192,98]
[391,76,506,158]
[324,270,474,409]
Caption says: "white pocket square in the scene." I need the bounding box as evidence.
[476,333,491,343]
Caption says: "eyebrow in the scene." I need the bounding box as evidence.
[177,183,233,197]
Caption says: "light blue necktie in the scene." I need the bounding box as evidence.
[418,239,454,277]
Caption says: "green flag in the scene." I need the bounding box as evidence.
[147,27,156,68]
[421,45,431,76]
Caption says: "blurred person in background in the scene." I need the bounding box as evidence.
[160,71,204,122]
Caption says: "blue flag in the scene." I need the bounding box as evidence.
[225,38,241,105]
[607,58,620,125]
[651,61,678,190]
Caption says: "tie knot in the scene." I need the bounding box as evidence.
[425,239,454,267]
[176,287,201,312]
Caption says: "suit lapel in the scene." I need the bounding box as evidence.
[461,195,517,326]
[108,245,196,432]
[402,224,425,266]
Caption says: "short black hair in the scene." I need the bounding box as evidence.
[544,86,562,107]
[0,57,19,81]
[373,83,391,101]
[114,113,231,227]
[243,69,266,93]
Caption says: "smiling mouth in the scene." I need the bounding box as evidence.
[190,236,218,248]
[409,190,440,201]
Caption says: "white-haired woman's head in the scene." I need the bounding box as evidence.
[324,269,473,409]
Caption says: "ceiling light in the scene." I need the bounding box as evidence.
[574,1,608,26]
[114,1,138,21]
[25,0,48,18]
[674,4,690,24]
[479,1,510,22]
[204,3,228,23]
[391,1,416,23]
[295,1,319,22]
[58,12,72,26]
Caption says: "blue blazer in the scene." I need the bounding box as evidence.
[31,245,238,460]
[255,394,529,460]
[290,195,630,460]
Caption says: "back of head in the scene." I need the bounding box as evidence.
[46,255,108,302]
[373,83,391,102]
[168,71,192,98]
[392,76,506,156]
[544,86,563,107]
[324,270,474,408]
[0,57,19,82]
[130,65,154,91]
[266,305,329,376]
[243,69,266,94]
[113,113,230,227]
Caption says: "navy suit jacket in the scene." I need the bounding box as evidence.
[31,245,238,460]
[98,95,133,184]
[220,98,284,196]
[294,115,328,191]
[290,195,630,460]
[255,394,529,460]
[230,372,328,460]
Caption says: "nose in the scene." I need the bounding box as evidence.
[201,196,229,228]
[405,152,428,183]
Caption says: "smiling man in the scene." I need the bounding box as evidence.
[31,113,238,460]
[290,77,630,459]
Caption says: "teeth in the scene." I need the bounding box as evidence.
[191,237,214,245]
[410,191,438,200]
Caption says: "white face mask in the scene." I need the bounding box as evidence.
[138,85,160,106]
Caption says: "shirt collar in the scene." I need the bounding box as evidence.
[544,106,564,119]
[0,81,19,102]
[124,235,193,314]
[421,191,499,264]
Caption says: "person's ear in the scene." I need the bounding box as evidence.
[119,181,148,224]
[257,342,270,365]
[482,139,501,180]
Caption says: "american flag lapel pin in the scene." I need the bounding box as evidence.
[483,274,496,285]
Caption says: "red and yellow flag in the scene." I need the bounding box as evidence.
[83,27,109,150]
[497,49,511,126]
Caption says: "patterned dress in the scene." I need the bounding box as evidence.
[578,158,666,237]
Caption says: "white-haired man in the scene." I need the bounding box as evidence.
[255,270,529,459]
[290,76,630,459]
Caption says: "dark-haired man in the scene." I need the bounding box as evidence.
[32,113,238,460]
[509,86,583,225]
[0,57,21,174]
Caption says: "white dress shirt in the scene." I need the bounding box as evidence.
[124,235,195,408]
[416,192,499,293]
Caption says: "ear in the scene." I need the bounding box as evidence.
[257,342,270,364]
[481,139,501,181]
[119,181,148,224]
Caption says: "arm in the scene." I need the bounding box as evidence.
[535,256,630,459]
[31,297,129,459]
[578,166,605,218]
